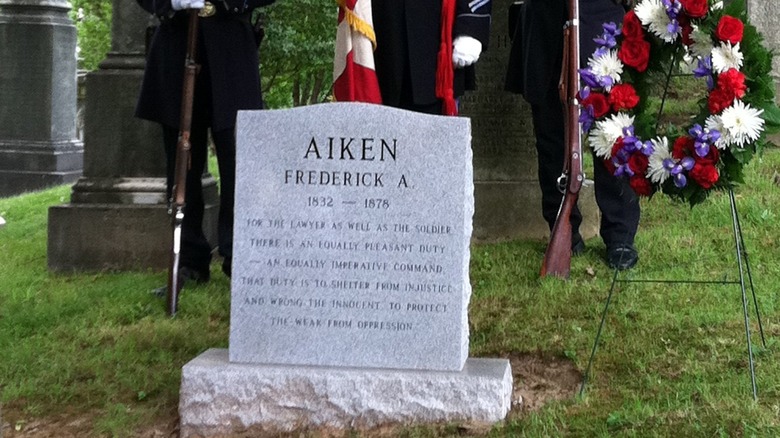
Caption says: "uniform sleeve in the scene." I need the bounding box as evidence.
[136,0,173,17]
[454,0,492,50]
[220,0,275,14]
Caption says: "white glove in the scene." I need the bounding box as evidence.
[171,0,205,10]
[452,36,482,68]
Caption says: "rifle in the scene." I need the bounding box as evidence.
[167,10,200,316]
[540,0,582,278]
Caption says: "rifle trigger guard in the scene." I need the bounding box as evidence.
[556,174,568,194]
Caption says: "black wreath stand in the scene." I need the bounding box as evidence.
[578,187,768,401]
[578,52,770,400]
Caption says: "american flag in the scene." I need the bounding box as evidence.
[333,0,383,104]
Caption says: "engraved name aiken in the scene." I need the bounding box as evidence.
[284,137,410,188]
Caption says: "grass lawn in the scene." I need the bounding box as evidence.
[1,148,779,437]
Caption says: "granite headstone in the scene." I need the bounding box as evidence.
[0,0,83,197]
[178,103,512,436]
[747,0,780,81]
[229,102,472,371]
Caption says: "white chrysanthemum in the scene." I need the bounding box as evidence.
[647,137,672,184]
[689,25,714,59]
[719,100,765,147]
[711,1,723,10]
[635,0,679,43]
[711,42,744,73]
[588,113,635,159]
[587,49,623,89]
[705,114,731,149]
[680,53,696,74]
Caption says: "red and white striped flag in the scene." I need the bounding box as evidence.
[333,0,383,104]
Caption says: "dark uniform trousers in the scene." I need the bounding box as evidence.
[136,0,273,275]
[507,0,639,247]
[160,45,236,272]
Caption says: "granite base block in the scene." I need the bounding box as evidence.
[47,202,218,272]
[179,349,513,437]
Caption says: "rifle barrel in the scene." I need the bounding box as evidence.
[167,10,200,316]
[540,0,582,278]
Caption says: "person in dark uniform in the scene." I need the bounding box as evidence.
[506,0,640,270]
[136,0,275,283]
[371,0,492,115]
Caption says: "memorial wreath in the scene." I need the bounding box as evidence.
[579,0,780,205]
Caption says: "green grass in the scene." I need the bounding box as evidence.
[1,150,780,437]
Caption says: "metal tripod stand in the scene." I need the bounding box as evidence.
[579,188,768,401]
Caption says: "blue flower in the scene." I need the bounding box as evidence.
[594,22,621,50]
[667,19,681,36]
[664,157,695,188]
[689,124,721,157]
[580,105,595,133]
[580,68,601,89]
[693,57,714,91]
[663,0,682,20]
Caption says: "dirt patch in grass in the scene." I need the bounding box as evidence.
[2,410,96,437]
[507,352,583,415]
[2,353,580,437]
[1,406,174,438]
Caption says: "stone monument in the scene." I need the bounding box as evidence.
[0,0,83,197]
[747,1,780,86]
[747,0,780,143]
[460,0,599,242]
[47,0,217,271]
[179,103,512,436]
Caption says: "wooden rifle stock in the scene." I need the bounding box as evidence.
[540,0,583,278]
[167,10,200,316]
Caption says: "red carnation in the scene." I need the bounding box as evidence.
[628,152,649,174]
[608,83,640,111]
[679,14,694,46]
[717,68,747,98]
[695,145,721,166]
[716,15,744,45]
[611,137,625,158]
[672,136,695,160]
[680,0,708,19]
[689,163,720,189]
[708,88,735,114]
[580,92,610,118]
[618,38,650,72]
[621,10,644,41]
[629,175,653,196]
[604,158,616,175]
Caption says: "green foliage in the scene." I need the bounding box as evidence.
[69,0,112,71]
[760,104,780,135]
[259,1,337,108]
